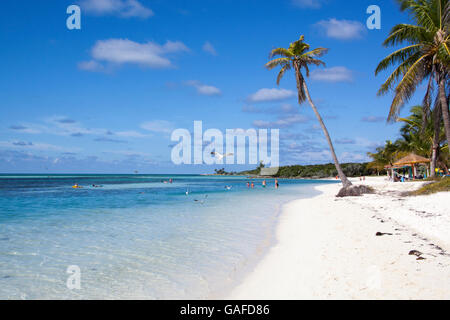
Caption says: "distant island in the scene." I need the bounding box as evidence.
[213,162,377,179]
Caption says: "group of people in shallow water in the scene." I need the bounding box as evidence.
[246,179,279,189]
[72,183,103,189]
[73,177,280,192]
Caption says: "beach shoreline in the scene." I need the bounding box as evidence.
[228,176,450,299]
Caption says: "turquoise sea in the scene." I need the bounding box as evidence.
[0,174,334,299]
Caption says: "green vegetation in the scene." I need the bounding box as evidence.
[409,177,450,195]
[375,0,450,176]
[367,105,449,173]
[213,168,237,175]
[240,162,376,179]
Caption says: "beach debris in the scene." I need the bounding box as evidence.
[376,232,393,236]
[408,250,423,257]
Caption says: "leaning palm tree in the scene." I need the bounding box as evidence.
[375,0,450,145]
[265,35,352,189]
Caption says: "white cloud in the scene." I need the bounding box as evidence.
[80,0,154,18]
[310,66,354,82]
[115,130,148,138]
[361,116,385,123]
[292,0,324,9]
[81,39,190,71]
[8,116,149,141]
[77,60,105,72]
[243,103,298,114]
[315,18,365,40]
[253,114,308,128]
[202,41,217,56]
[44,116,109,136]
[141,120,174,134]
[247,88,295,103]
[185,80,221,96]
[0,140,79,152]
[9,125,42,134]
[335,138,356,145]
[339,151,370,163]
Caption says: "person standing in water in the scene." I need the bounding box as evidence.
[251,182,254,189]
[246,182,250,188]
[275,179,279,189]
[262,180,266,188]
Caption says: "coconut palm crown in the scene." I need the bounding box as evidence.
[265,35,328,105]
[375,0,450,141]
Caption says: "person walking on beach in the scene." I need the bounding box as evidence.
[275,179,279,189]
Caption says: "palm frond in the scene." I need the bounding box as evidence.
[375,44,422,75]
[377,52,423,96]
[388,54,429,120]
[383,24,429,46]
[301,47,329,58]
[265,57,290,70]
[277,64,291,85]
[269,48,293,59]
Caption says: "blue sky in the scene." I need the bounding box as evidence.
[0,0,425,173]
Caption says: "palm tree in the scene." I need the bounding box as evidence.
[375,0,450,145]
[397,105,437,173]
[368,140,402,170]
[265,35,352,188]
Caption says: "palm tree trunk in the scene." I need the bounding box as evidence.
[430,101,442,177]
[430,146,437,177]
[438,76,450,146]
[301,81,352,188]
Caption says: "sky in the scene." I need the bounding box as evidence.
[0,0,426,173]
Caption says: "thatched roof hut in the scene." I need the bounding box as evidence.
[393,153,430,166]
[391,153,430,180]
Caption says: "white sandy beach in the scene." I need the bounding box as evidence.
[229,176,450,299]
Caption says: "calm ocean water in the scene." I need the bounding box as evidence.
[0,174,334,299]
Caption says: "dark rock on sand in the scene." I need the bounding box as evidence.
[376,232,393,236]
[409,250,423,257]
[336,185,375,197]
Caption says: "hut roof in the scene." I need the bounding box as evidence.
[393,153,430,166]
